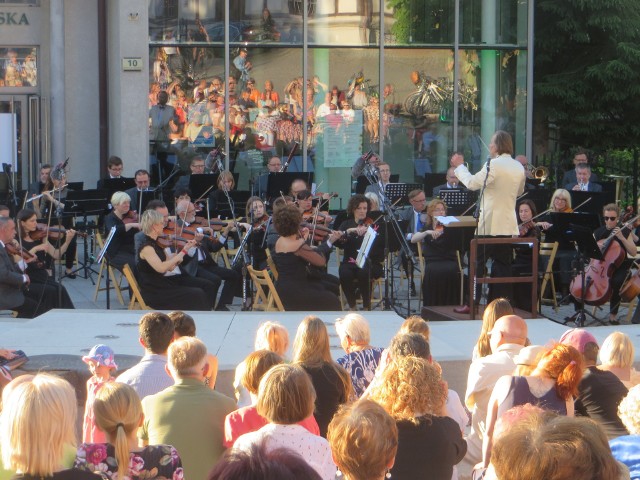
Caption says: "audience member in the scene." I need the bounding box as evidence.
[0,373,103,479]
[327,399,398,480]
[75,382,183,479]
[208,441,322,480]
[482,343,584,468]
[81,344,117,444]
[399,315,431,341]
[560,328,629,439]
[463,314,528,475]
[224,350,319,448]
[369,355,467,480]
[610,385,640,478]
[116,312,175,399]
[233,321,290,407]
[233,363,336,480]
[491,413,627,480]
[513,344,548,376]
[599,331,640,388]
[472,298,514,360]
[293,315,352,437]
[168,310,219,388]
[140,337,235,480]
[335,313,384,398]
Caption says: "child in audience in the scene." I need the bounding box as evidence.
[82,344,117,443]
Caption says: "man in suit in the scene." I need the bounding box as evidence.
[173,155,206,198]
[561,149,600,188]
[432,165,462,198]
[364,162,392,210]
[97,156,125,190]
[175,200,241,311]
[398,189,428,296]
[125,169,152,214]
[566,163,602,192]
[451,130,525,309]
[0,217,53,318]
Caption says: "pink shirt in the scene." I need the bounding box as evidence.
[82,376,114,444]
[224,405,320,448]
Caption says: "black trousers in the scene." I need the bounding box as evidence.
[472,238,513,304]
[339,261,383,310]
[197,263,242,307]
[16,283,56,318]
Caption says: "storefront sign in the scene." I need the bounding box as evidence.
[0,13,29,26]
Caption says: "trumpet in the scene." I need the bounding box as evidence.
[526,164,548,183]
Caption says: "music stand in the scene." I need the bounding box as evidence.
[439,189,477,216]
[423,173,447,197]
[569,191,614,215]
[266,172,314,200]
[563,224,607,327]
[188,174,217,201]
[96,226,116,309]
[384,183,422,205]
[63,190,106,282]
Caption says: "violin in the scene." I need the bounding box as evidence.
[156,233,190,250]
[31,223,85,241]
[193,216,231,231]
[518,220,536,237]
[300,221,333,242]
[6,241,44,268]
[123,210,139,225]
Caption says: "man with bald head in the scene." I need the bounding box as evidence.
[432,166,461,198]
[462,314,528,479]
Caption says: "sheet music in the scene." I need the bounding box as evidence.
[356,226,378,269]
[435,215,460,225]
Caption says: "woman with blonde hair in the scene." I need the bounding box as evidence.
[599,331,640,388]
[0,373,103,480]
[335,313,383,397]
[293,315,352,437]
[234,321,290,407]
[211,170,236,218]
[472,297,514,359]
[233,364,336,480]
[368,356,466,479]
[74,382,183,479]
[481,343,584,468]
[328,400,398,480]
[610,384,640,477]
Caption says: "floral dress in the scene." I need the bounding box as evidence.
[337,347,384,398]
[74,443,183,480]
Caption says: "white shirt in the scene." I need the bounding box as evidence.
[234,423,336,480]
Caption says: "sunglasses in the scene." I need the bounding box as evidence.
[604,216,617,221]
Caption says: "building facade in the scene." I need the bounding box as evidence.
[0,0,531,204]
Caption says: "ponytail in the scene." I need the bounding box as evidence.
[113,422,130,475]
[541,344,584,400]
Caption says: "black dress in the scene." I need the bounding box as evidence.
[273,244,341,311]
[39,190,78,272]
[301,362,349,438]
[336,219,384,310]
[103,212,137,272]
[421,227,460,307]
[21,237,74,309]
[137,236,216,311]
[593,226,633,315]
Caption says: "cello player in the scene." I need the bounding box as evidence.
[590,203,637,325]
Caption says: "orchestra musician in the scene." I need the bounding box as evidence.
[541,188,575,301]
[272,204,341,311]
[296,189,332,229]
[137,209,215,311]
[32,162,78,279]
[103,191,141,274]
[409,199,461,306]
[364,162,392,210]
[399,189,429,297]
[511,199,548,311]
[174,199,241,311]
[173,155,206,198]
[335,194,384,311]
[210,170,236,219]
[590,203,637,325]
[242,196,269,270]
[15,209,75,309]
[28,164,51,197]
[124,169,153,214]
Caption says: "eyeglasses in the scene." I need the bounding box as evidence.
[604,216,617,221]
[411,197,427,203]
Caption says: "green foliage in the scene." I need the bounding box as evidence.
[535,0,640,149]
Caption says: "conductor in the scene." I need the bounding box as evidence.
[450,130,525,308]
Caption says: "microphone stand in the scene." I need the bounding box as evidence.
[471,156,491,306]
[152,163,182,201]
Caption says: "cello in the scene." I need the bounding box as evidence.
[569,214,640,306]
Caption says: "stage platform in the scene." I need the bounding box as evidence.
[422,304,537,321]
[3,309,640,401]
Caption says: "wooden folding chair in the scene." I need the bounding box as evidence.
[539,241,559,311]
[122,264,150,310]
[247,265,285,311]
[93,232,125,306]
[265,249,278,280]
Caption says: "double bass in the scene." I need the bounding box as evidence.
[569,214,640,306]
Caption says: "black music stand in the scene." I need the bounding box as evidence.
[384,183,422,205]
[423,173,447,197]
[266,172,314,200]
[569,191,614,215]
[63,190,106,282]
[439,189,477,216]
[563,224,607,327]
[188,174,217,200]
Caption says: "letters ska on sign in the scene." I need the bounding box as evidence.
[0,13,29,26]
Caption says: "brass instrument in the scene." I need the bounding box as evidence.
[526,164,548,183]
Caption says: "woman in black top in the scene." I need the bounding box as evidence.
[103,191,140,273]
[335,194,383,311]
[410,199,460,307]
[16,209,75,309]
[137,209,215,311]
